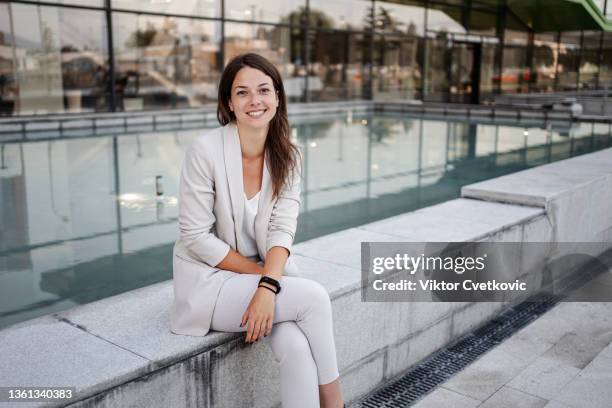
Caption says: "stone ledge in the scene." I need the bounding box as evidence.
[0,201,548,407]
[461,147,612,208]
[0,149,610,407]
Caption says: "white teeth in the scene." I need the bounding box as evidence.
[247,110,265,117]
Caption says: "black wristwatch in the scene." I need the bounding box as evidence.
[259,275,281,294]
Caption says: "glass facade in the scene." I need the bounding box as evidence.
[112,13,221,111]
[0,3,108,115]
[1,0,612,116]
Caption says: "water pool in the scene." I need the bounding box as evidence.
[1,111,610,328]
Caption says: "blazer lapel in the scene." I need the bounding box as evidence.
[259,153,273,213]
[255,152,274,259]
[223,123,244,250]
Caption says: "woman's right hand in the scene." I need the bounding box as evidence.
[241,285,276,343]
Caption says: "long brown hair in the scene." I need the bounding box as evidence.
[217,53,300,199]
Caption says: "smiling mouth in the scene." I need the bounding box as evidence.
[247,109,266,118]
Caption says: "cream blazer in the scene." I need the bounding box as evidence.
[169,122,302,337]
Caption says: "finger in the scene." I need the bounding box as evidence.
[245,319,255,343]
[257,317,268,341]
[251,317,262,342]
[266,316,273,337]
[240,311,248,329]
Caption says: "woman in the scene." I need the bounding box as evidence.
[170,53,345,408]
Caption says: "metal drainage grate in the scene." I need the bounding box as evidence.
[352,294,562,408]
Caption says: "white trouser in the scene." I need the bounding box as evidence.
[210,273,340,408]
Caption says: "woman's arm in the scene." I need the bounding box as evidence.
[263,150,302,277]
[241,153,301,343]
[216,248,264,275]
[262,246,289,280]
[178,139,232,267]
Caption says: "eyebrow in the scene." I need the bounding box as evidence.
[234,83,272,89]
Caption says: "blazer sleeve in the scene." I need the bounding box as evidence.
[266,150,302,255]
[178,139,230,267]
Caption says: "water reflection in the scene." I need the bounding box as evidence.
[0,113,610,328]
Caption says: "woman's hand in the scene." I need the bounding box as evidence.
[241,285,276,343]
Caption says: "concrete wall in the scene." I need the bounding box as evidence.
[0,148,610,408]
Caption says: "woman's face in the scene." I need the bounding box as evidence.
[228,66,279,130]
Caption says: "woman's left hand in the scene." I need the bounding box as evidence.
[241,286,276,343]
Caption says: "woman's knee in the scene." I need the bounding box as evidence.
[268,322,312,363]
[302,279,332,312]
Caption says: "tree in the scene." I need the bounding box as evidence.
[279,6,335,30]
[125,22,158,48]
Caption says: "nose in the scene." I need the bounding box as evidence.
[248,93,262,106]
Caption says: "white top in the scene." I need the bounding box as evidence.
[241,190,260,257]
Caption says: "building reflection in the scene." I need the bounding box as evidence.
[1,112,611,328]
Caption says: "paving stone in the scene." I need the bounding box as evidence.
[541,331,612,369]
[480,386,548,408]
[442,347,528,401]
[508,303,610,349]
[555,355,612,408]
[412,386,480,408]
[507,356,580,400]
[492,330,554,366]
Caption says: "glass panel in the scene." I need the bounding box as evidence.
[309,0,372,31]
[1,4,108,116]
[501,45,528,94]
[533,33,557,93]
[580,33,600,90]
[224,0,305,25]
[309,31,366,101]
[374,1,426,36]
[501,28,529,95]
[479,42,496,102]
[372,34,423,100]
[557,31,581,91]
[600,34,612,87]
[448,42,474,103]
[112,0,220,19]
[425,35,494,104]
[424,35,449,101]
[0,4,17,116]
[224,23,306,102]
[113,12,221,111]
[426,4,466,34]
[579,32,601,90]
[583,31,602,50]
